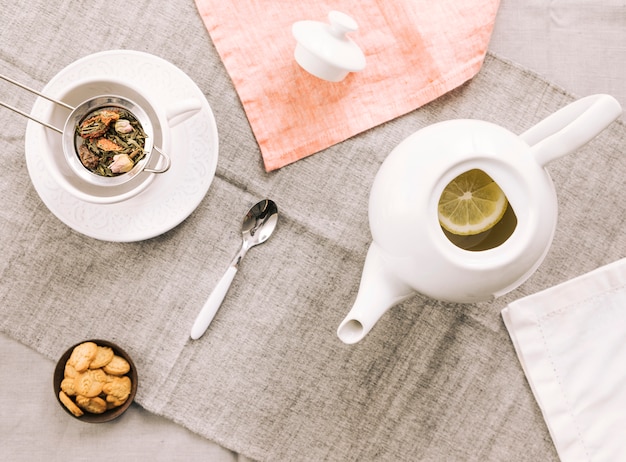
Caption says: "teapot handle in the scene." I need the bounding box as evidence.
[520,94,621,166]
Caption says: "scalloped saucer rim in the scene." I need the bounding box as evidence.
[24,50,219,242]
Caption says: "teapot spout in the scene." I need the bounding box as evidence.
[337,243,415,344]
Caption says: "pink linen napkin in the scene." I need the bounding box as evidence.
[196,0,500,171]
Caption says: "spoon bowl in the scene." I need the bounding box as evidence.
[190,199,278,340]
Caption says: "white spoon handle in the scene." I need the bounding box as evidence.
[190,265,238,340]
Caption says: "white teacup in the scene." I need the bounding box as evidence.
[40,77,201,204]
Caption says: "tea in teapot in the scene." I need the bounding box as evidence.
[438,168,517,251]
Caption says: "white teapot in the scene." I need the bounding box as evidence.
[337,94,622,344]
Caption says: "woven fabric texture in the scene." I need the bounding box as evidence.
[0,1,624,461]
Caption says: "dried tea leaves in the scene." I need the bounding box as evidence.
[75,107,147,176]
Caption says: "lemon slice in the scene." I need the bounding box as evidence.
[438,169,508,236]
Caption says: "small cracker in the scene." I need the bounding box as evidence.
[106,398,122,410]
[59,391,83,417]
[67,342,98,373]
[74,370,105,398]
[105,393,128,407]
[76,395,107,414]
[60,378,77,396]
[89,346,114,369]
[103,355,130,376]
[102,376,132,402]
[89,368,108,384]
[64,363,78,379]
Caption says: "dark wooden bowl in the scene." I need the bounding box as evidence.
[53,339,138,423]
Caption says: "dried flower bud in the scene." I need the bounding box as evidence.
[115,119,134,134]
[109,154,134,174]
[96,138,123,152]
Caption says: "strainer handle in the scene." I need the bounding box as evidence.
[0,73,74,110]
[0,100,63,133]
[143,146,171,174]
[0,73,74,132]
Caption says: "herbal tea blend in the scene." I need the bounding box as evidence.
[76,107,147,176]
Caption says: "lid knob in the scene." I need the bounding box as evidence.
[328,11,358,37]
[292,11,366,82]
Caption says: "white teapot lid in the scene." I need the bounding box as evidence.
[292,11,366,82]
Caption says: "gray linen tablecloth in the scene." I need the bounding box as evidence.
[1,1,624,461]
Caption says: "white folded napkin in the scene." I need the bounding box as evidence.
[502,258,626,462]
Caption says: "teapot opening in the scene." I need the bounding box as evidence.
[438,169,518,251]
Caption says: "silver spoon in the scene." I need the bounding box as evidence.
[190,199,279,340]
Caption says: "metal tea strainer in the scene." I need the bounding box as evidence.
[0,73,170,186]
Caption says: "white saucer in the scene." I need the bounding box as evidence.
[25,50,219,242]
